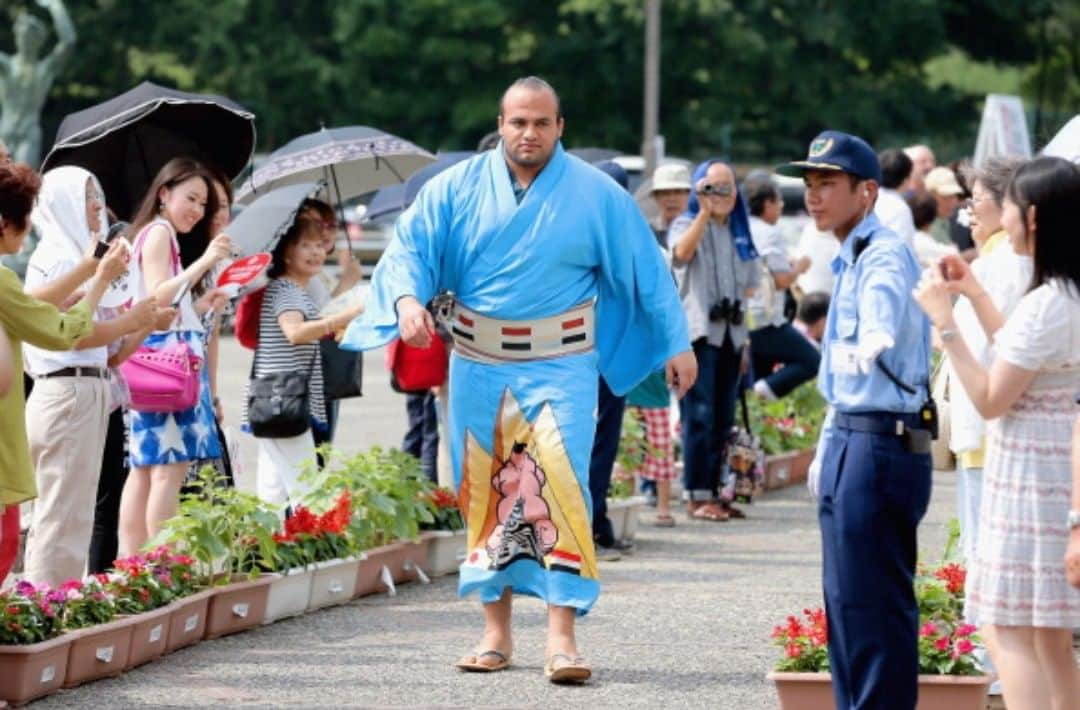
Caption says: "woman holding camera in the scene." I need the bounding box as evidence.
[669,160,760,522]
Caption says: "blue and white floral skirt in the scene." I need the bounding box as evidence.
[129,330,221,467]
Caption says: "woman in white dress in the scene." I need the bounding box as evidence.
[914,156,1080,710]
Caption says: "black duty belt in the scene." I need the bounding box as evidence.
[37,366,109,380]
[833,411,925,437]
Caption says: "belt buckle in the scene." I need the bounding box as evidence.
[431,291,456,326]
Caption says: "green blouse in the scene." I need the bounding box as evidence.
[0,265,93,505]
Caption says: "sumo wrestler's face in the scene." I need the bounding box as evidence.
[498,87,564,170]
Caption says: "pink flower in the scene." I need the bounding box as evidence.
[919,621,938,638]
[934,637,950,651]
[954,639,975,655]
[59,579,83,593]
[955,623,976,637]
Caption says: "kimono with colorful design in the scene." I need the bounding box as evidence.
[341,143,689,613]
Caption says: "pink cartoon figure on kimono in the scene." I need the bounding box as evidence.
[488,442,558,557]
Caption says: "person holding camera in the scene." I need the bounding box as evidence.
[782,132,932,709]
[669,159,760,522]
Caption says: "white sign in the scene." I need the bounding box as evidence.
[974,94,1032,168]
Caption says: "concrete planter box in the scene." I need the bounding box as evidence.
[422,529,466,577]
[263,567,315,624]
[63,615,136,688]
[165,588,215,654]
[768,671,991,710]
[607,496,647,541]
[397,537,430,584]
[762,447,816,491]
[307,557,361,611]
[354,543,408,597]
[0,634,71,706]
[124,604,173,669]
[203,574,274,640]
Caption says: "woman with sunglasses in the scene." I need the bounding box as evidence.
[668,160,760,522]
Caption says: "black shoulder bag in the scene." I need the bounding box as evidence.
[248,340,320,439]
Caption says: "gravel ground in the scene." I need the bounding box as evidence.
[35,473,958,709]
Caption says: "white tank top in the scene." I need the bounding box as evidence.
[132,218,203,332]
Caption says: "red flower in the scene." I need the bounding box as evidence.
[934,637,950,651]
[920,621,938,638]
[430,488,458,509]
[933,563,966,595]
[285,507,319,537]
[954,639,975,655]
[785,643,803,659]
[318,492,352,535]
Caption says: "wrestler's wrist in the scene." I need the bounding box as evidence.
[394,295,421,314]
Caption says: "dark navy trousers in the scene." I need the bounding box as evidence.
[818,422,932,710]
[588,377,626,546]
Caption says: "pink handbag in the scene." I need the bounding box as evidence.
[121,342,203,413]
[121,222,203,413]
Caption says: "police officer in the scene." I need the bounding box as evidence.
[780,131,933,710]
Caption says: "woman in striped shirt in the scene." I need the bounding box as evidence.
[248,217,361,508]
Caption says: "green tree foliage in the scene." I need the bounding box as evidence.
[1,0,1073,165]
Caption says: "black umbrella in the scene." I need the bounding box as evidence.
[225,181,322,257]
[365,151,474,222]
[234,125,434,206]
[41,81,256,219]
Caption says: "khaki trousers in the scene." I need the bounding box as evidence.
[23,376,109,586]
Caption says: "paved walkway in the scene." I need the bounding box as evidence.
[36,338,958,708]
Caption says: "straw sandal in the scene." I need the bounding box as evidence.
[455,649,511,672]
[545,653,592,684]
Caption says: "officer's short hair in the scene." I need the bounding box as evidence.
[906,192,937,231]
[743,176,780,217]
[878,149,913,190]
[798,291,830,324]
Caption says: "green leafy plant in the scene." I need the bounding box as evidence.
[748,382,827,455]
[152,466,281,583]
[615,408,655,477]
[301,446,436,550]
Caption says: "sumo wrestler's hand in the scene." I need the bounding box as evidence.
[397,296,436,349]
[666,350,698,400]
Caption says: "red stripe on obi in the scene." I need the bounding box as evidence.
[561,317,585,330]
[458,314,474,327]
[501,326,532,336]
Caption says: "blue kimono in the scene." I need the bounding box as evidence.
[342,143,689,613]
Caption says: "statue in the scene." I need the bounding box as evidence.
[0,0,76,167]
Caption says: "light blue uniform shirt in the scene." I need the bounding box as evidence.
[813,213,930,461]
[818,212,930,412]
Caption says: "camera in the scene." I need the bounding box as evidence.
[700,183,733,197]
[709,297,743,325]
